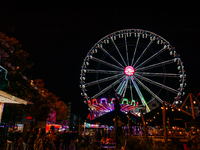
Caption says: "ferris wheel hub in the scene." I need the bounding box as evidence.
[124,66,135,76]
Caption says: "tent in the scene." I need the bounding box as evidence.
[139,106,194,127]
[88,110,138,126]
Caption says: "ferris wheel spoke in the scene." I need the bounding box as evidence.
[130,76,150,112]
[84,73,124,87]
[85,69,123,74]
[122,77,129,97]
[131,32,141,66]
[99,47,124,68]
[134,74,179,94]
[125,35,129,65]
[133,39,155,67]
[116,76,127,92]
[135,47,167,69]
[91,76,125,99]
[136,72,181,78]
[136,59,174,71]
[91,56,124,70]
[129,79,133,101]
[117,76,128,95]
[132,76,163,104]
[110,37,127,66]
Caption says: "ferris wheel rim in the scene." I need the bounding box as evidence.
[80,29,186,113]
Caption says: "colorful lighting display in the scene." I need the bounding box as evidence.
[124,66,135,76]
[87,97,139,120]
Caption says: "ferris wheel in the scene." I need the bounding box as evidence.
[80,29,186,113]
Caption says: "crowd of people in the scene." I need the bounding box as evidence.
[6,126,79,150]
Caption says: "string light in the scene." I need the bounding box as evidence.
[193,101,196,104]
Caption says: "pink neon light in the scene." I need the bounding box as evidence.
[124,66,135,76]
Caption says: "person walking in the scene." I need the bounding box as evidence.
[33,128,56,150]
[27,127,40,150]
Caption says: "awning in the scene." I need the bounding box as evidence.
[0,90,32,105]
[88,110,139,126]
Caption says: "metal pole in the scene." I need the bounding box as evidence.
[128,112,131,139]
[162,103,167,147]
[190,94,195,120]
[140,109,147,138]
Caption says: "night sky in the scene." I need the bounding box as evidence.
[1,1,200,119]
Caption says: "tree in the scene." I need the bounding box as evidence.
[0,32,68,125]
[0,32,33,123]
[55,101,68,121]
[0,32,33,73]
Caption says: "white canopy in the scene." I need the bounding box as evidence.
[0,90,32,123]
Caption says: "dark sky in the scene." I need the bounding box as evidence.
[1,1,200,119]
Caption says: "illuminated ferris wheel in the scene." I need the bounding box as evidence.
[80,29,186,114]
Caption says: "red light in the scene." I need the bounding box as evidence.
[26,116,32,120]
[124,66,135,76]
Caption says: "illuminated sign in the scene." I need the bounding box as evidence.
[124,66,135,76]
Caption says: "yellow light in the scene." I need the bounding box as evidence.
[172,109,174,111]
[161,107,163,109]
[186,106,188,109]
[157,112,159,115]
[154,116,156,119]
[178,109,180,111]
[193,101,196,104]
[166,107,168,110]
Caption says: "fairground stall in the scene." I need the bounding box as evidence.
[0,90,29,123]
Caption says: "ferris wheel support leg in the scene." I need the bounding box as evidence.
[132,76,163,104]
[131,77,150,113]
[122,78,129,97]
[118,76,128,95]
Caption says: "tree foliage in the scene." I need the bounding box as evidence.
[0,32,33,73]
[0,32,68,124]
[55,100,68,121]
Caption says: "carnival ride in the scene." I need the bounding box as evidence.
[80,29,186,119]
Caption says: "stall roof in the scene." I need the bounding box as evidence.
[0,90,32,105]
[89,110,139,126]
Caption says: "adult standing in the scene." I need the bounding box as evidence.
[33,128,56,150]
[63,130,70,150]
[59,131,64,150]
[23,129,30,150]
[48,126,59,150]
[16,130,23,150]
[6,128,14,150]
[27,127,40,150]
